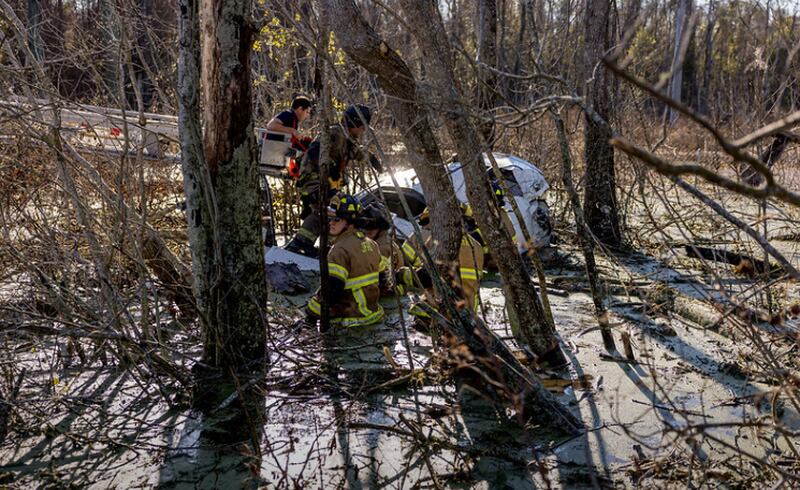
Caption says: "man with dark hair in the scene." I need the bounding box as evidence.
[284,104,383,257]
[267,96,313,148]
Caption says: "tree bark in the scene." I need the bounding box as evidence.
[178,0,268,372]
[668,0,693,122]
[325,0,462,265]
[554,113,616,352]
[698,0,716,115]
[27,0,43,64]
[583,0,622,247]
[398,0,564,364]
[476,0,499,145]
[199,0,267,369]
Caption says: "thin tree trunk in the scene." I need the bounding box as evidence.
[317,2,332,332]
[398,0,565,365]
[583,0,622,247]
[668,0,692,122]
[325,0,462,265]
[554,113,616,352]
[476,0,499,145]
[620,0,641,39]
[99,0,119,99]
[178,0,213,322]
[699,0,716,116]
[27,0,43,63]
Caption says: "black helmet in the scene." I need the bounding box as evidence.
[361,203,391,230]
[328,194,361,224]
[343,104,372,128]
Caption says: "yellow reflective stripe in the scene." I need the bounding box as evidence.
[328,263,349,282]
[329,288,384,327]
[332,306,384,327]
[408,302,431,318]
[401,268,413,287]
[379,255,390,272]
[460,267,479,281]
[307,298,321,315]
[353,288,371,318]
[402,241,422,267]
[345,272,379,289]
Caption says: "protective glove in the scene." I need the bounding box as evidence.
[369,154,383,173]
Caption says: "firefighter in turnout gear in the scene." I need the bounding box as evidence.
[360,202,404,296]
[284,105,383,258]
[405,206,485,320]
[305,195,385,328]
[468,180,518,269]
[397,208,431,290]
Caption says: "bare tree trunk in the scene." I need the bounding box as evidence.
[583,0,622,247]
[325,0,462,265]
[398,0,564,365]
[178,0,213,323]
[199,0,266,369]
[99,0,119,100]
[476,0,499,145]
[178,0,267,373]
[27,0,43,64]
[620,0,641,39]
[682,22,699,111]
[698,0,716,115]
[554,113,616,352]
[668,0,693,122]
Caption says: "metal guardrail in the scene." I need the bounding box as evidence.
[0,97,291,173]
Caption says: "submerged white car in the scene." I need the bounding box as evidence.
[363,153,552,252]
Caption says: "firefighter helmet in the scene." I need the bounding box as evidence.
[329,194,361,223]
[343,104,372,128]
[361,202,391,230]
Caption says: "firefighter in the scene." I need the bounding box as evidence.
[360,202,404,296]
[464,183,517,270]
[304,195,385,329]
[406,207,485,320]
[284,104,382,257]
[396,208,431,289]
[266,95,314,150]
[487,171,518,243]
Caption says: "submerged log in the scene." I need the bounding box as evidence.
[683,245,778,275]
